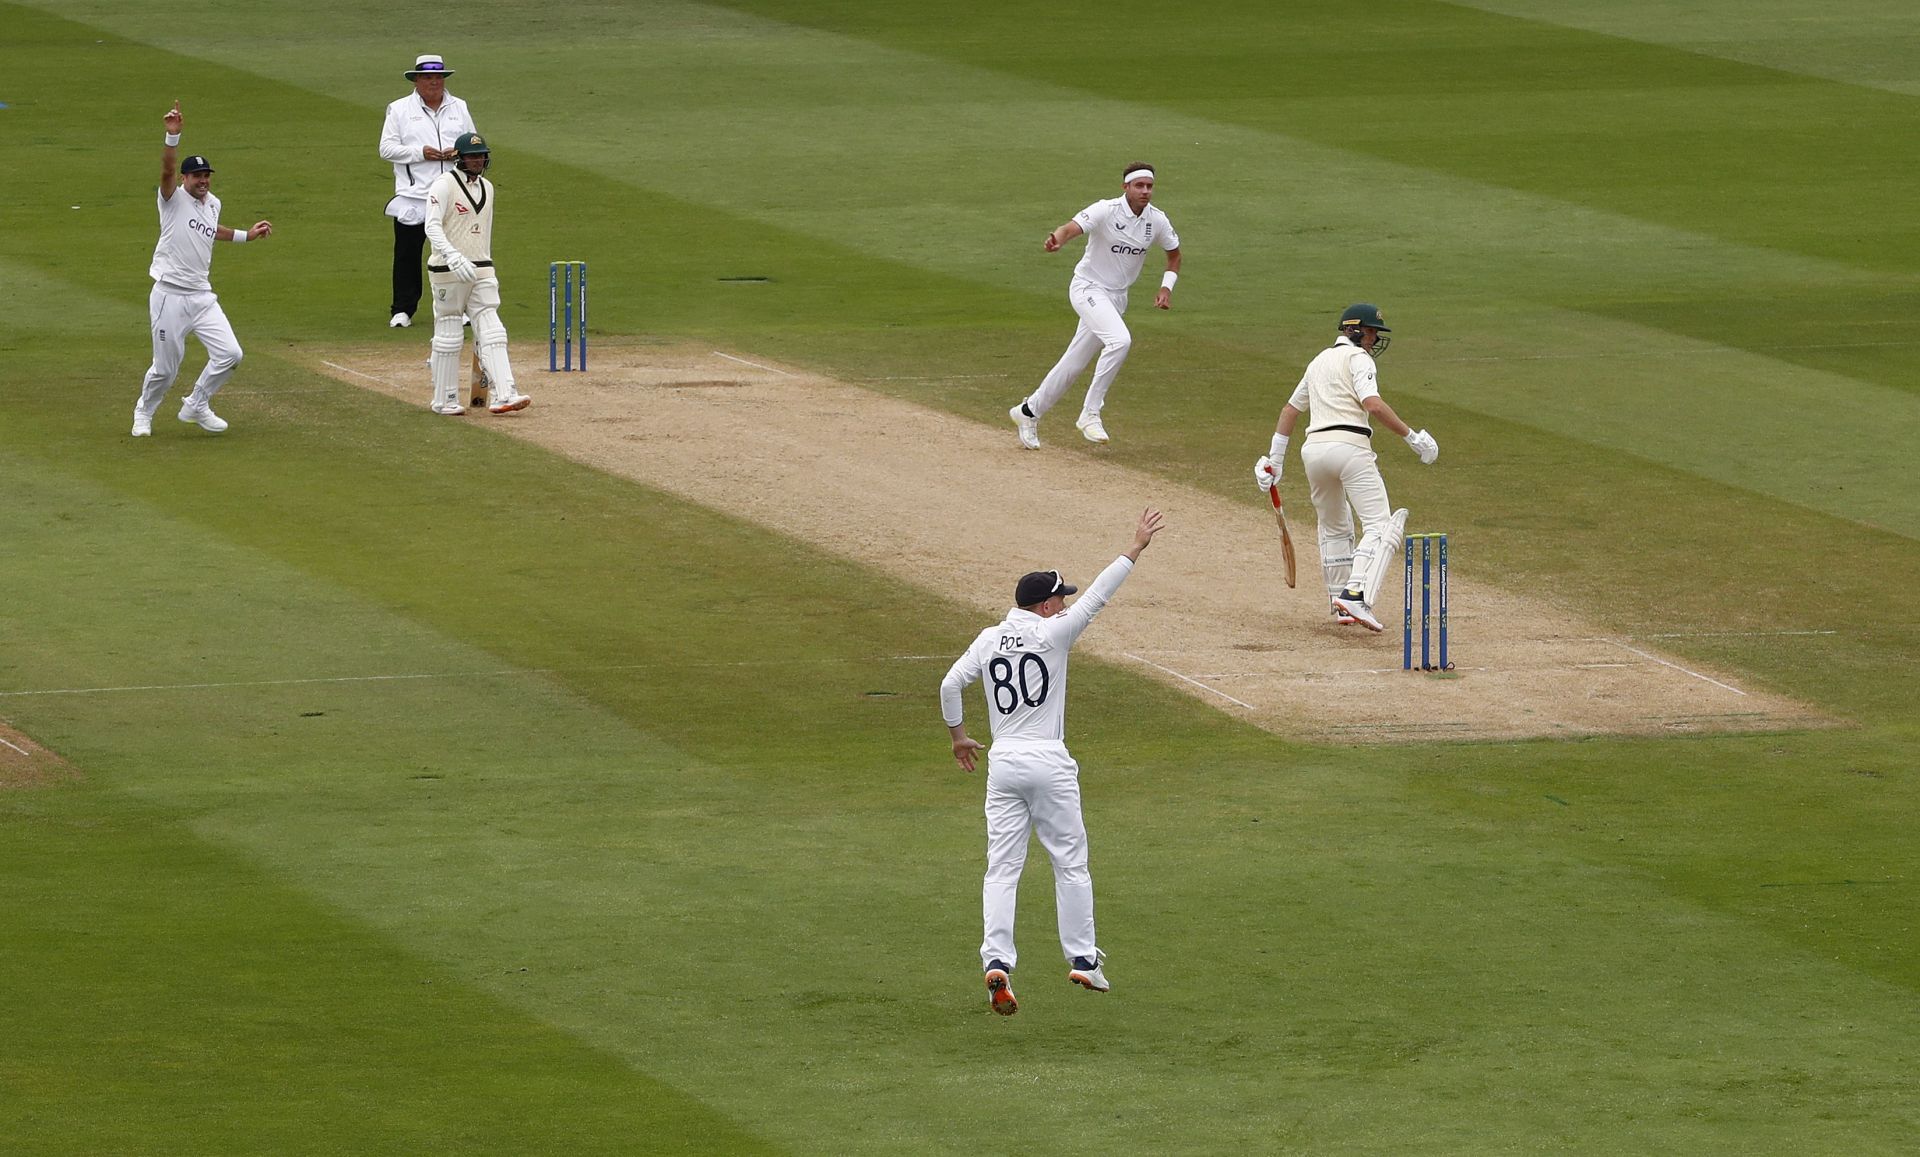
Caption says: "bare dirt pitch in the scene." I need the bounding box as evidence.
[314,342,1828,744]
[0,722,78,789]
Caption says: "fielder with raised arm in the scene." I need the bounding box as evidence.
[940,507,1165,1016]
[132,102,272,437]
[421,132,530,416]
[1009,163,1181,449]
[1253,304,1438,630]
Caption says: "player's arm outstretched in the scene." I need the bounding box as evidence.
[1043,219,1085,252]
[1055,508,1165,642]
[160,101,181,197]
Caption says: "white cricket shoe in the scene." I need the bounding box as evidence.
[1068,950,1110,993]
[488,391,531,415]
[1075,413,1110,444]
[1009,404,1040,450]
[1332,604,1359,626]
[131,411,153,437]
[985,963,1018,1016]
[430,400,466,415]
[1332,589,1382,632]
[178,401,228,432]
[389,312,412,328]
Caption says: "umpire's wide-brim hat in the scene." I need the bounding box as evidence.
[405,54,455,79]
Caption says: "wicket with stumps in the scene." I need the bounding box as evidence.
[549,260,587,371]
[1403,532,1451,672]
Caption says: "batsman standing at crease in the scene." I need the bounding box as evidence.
[1009,163,1181,449]
[422,132,531,415]
[940,507,1165,1016]
[1253,304,1438,630]
[133,101,273,437]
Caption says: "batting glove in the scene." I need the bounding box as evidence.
[1405,429,1439,464]
[1254,455,1280,491]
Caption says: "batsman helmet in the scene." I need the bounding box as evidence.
[453,131,490,173]
[1338,302,1391,355]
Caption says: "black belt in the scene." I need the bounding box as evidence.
[428,259,493,272]
[1314,423,1373,438]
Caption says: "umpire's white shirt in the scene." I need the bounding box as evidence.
[1070,198,1179,294]
[149,186,219,292]
[379,91,476,225]
[1288,335,1380,448]
[941,556,1135,748]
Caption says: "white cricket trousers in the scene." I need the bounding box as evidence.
[1302,438,1392,602]
[980,742,1097,970]
[137,285,242,417]
[1024,280,1131,421]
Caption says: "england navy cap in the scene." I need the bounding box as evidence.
[179,154,214,174]
[1015,570,1077,606]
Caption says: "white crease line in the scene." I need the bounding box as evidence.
[1597,639,1747,696]
[1123,653,1255,710]
[320,360,407,389]
[1618,630,1838,639]
[0,736,30,756]
[711,351,794,377]
[0,655,950,699]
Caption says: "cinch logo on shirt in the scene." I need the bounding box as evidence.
[1110,244,1146,255]
[189,218,217,238]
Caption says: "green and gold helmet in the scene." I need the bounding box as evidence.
[1338,303,1391,355]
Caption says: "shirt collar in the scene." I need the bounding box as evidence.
[1334,334,1358,348]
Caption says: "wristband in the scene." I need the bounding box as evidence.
[1269,432,1288,459]
[1160,271,1178,291]
[229,228,248,243]
[164,132,181,147]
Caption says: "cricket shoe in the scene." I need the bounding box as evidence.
[985,962,1018,1016]
[430,399,466,415]
[488,391,532,415]
[1009,404,1040,450]
[131,411,153,437]
[1331,589,1382,632]
[389,311,412,328]
[1068,950,1110,993]
[1075,413,1110,444]
[1332,603,1359,626]
[178,401,228,433]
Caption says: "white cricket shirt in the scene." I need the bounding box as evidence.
[1070,197,1179,293]
[149,185,220,292]
[424,170,494,265]
[940,556,1135,747]
[1288,335,1379,445]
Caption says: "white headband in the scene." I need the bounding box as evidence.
[1124,169,1155,184]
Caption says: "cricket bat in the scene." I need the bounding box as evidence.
[1268,484,1298,589]
[470,350,488,407]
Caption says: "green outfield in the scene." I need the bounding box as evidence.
[3,1,1917,1152]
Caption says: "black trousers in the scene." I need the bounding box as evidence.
[390,218,428,317]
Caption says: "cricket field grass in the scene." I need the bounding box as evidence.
[2,2,1917,1152]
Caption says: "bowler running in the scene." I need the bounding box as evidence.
[1009,163,1181,449]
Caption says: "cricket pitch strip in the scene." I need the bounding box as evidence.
[314,342,1831,745]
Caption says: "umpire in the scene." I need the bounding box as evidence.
[377,53,477,328]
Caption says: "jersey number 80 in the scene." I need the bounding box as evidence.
[987,654,1050,714]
